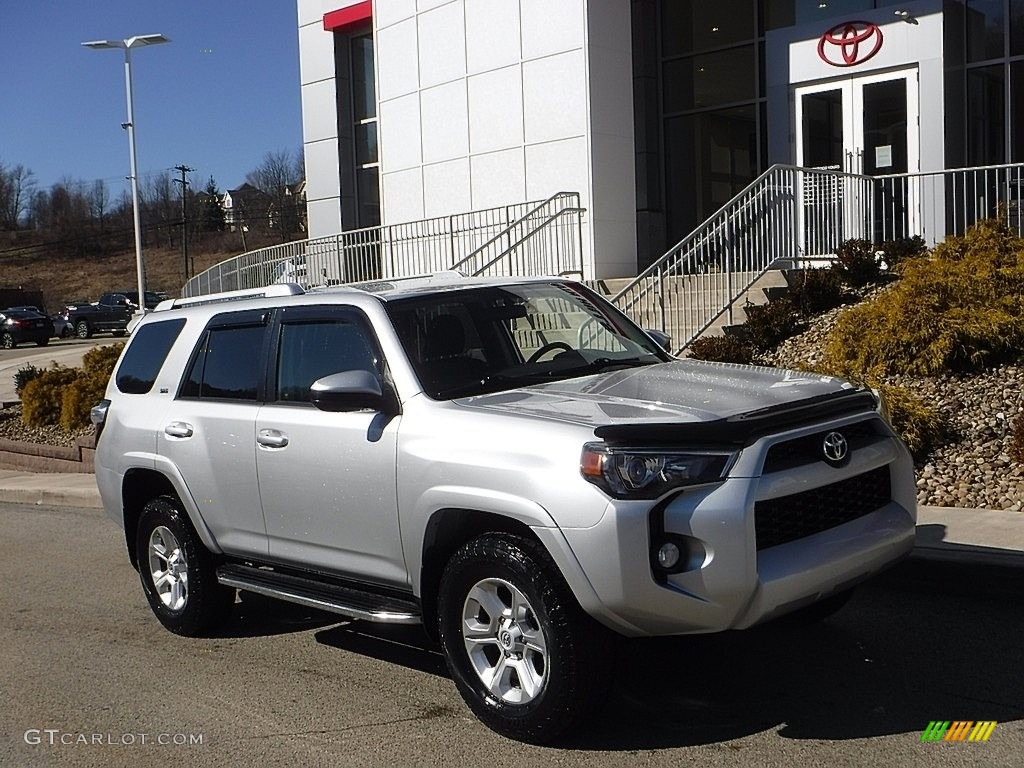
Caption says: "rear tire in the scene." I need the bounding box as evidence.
[135,495,235,636]
[1,332,15,349]
[75,320,91,339]
[437,533,614,743]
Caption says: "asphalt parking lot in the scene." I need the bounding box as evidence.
[1,501,1021,768]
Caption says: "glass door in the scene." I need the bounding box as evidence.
[795,69,919,251]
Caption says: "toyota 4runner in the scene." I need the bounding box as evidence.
[93,274,916,743]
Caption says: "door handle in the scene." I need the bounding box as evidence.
[257,429,289,448]
[164,421,193,438]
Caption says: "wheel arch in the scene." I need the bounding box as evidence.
[418,508,545,640]
[121,467,220,570]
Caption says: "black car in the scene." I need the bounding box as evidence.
[0,310,54,348]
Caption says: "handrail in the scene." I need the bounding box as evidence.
[449,191,580,273]
[471,207,585,275]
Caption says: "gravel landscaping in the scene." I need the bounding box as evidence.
[761,300,1024,511]
[0,404,92,448]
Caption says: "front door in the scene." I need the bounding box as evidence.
[795,69,919,248]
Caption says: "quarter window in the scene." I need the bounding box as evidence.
[116,319,186,394]
[180,325,266,401]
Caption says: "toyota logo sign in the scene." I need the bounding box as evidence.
[822,431,849,464]
[818,21,884,67]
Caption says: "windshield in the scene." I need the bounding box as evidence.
[385,281,669,400]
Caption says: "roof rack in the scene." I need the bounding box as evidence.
[155,283,305,311]
[335,271,468,294]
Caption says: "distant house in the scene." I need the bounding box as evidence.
[221,183,270,232]
[282,180,307,234]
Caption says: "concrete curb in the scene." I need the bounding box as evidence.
[0,471,102,509]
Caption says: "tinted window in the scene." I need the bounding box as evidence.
[276,319,380,403]
[180,325,265,400]
[117,319,186,394]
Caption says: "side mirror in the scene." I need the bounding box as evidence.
[645,328,672,354]
[311,370,390,413]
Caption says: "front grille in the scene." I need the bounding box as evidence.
[755,465,892,551]
[762,419,880,474]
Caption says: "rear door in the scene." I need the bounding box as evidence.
[255,305,406,585]
[158,309,270,556]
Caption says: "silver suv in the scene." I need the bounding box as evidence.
[93,274,916,742]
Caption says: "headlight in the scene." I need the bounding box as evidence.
[580,443,734,500]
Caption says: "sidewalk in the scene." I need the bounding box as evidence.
[0,470,1020,565]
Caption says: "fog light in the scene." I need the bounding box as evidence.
[657,542,681,569]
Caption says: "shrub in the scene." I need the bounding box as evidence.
[13,364,44,397]
[687,334,754,364]
[879,235,927,271]
[788,268,845,317]
[1011,413,1024,465]
[834,238,882,287]
[82,343,124,377]
[881,384,944,459]
[60,371,110,431]
[824,218,1024,376]
[21,366,82,428]
[742,298,800,350]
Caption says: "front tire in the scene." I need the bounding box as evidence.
[438,533,613,743]
[75,320,91,339]
[135,495,235,636]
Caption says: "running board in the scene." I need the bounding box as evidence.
[216,563,421,625]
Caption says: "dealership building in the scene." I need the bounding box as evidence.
[295,0,1023,280]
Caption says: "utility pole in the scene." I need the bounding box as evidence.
[172,164,194,280]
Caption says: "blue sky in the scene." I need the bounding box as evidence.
[0,1,302,198]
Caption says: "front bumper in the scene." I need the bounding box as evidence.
[560,414,917,637]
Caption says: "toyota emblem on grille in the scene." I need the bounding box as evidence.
[823,431,849,463]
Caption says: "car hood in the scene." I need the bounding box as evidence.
[454,360,866,432]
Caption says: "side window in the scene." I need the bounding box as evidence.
[180,324,266,401]
[116,319,186,394]
[275,319,380,403]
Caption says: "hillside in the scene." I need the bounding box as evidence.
[1,240,253,313]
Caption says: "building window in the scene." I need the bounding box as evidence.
[334,26,380,231]
[945,0,1024,165]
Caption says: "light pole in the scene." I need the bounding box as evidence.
[82,34,170,315]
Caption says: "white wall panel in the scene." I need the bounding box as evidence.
[301,79,339,143]
[304,138,343,201]
[382,167,425,221]
[376,0,418,29]
[465,0,521,74]
[421,80,469,163]
[467,65,524,154]
[299,20,338,85]
[520,0,584,60]
[306,197,343,238]
[418,1,467,88]
[378,93,423,171]
[525,137,589,201]
[376,18,420,100]
[522,50,587,144]
[423,158,472,217]
[470,148,527,209]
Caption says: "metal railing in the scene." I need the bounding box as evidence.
[610,162,1024,354]
[182,198,551,297]
[451,192,583,277]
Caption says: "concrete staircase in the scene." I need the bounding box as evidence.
[588,269,789,349]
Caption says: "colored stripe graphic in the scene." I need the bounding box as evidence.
[921,721,950,741]
[968,722,997,742]
[944,721,973,741]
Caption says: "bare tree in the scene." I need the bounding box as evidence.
[90,180,110,232]
[246,149,303,241]
[0,161,36,229]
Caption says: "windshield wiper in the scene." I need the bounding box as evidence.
[567,356,660,376]
[432,371,555,399]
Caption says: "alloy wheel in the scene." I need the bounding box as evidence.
[147,525,189,611]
